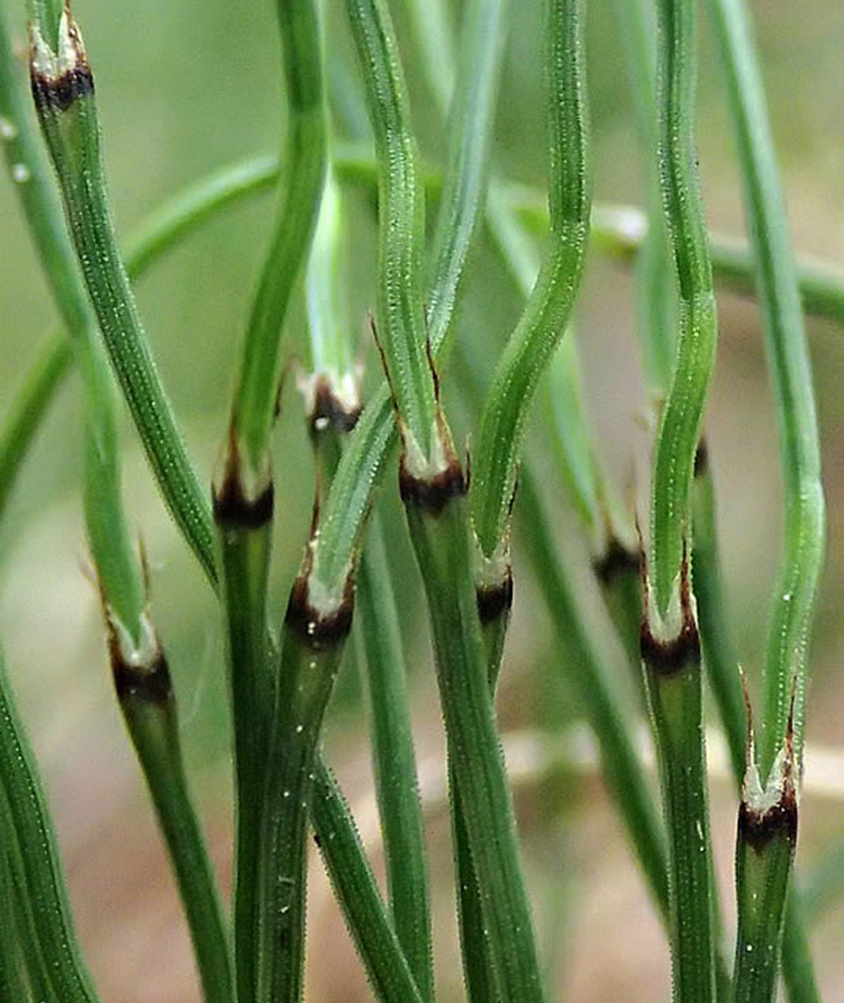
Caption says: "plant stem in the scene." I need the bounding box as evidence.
[0,799,41,1003]
[470,0,590,566]
[345,0,438,463]
[213,493,274,1003]
[706,0,825,784]
[642,562,717,1003]
[29,7,215,582]
[257,585,352,1003]
[210,10,326,982]
[302,137,432,1000]
[0,650,102,1003]
[310,761,426,1003]
[425,0,510,358]
[732,724,798,1003]
[4,10,232,999]
[227,0,326,492]
[355,522,434,1001]
[110,628,234,1003]
[649,0,718,618]
[707,1,826,998]
[405,488,546,1003]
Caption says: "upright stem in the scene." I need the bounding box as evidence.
[30,7,215,581]
[706,0,825,784]
[404,486,546,1003]
[356,523,434,1001]
[642,564,716,1003]
[0,651,102,1003]
[227,0,326,492]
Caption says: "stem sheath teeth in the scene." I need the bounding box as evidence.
[640,539,700,674]
[29,7,92,112]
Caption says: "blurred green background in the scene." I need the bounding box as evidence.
[1,0,842,999]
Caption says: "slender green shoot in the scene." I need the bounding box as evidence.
[302,161,432,999]
[732,696,799,1003]
[101,601,234,1003]
[4,8,231,1000]
[304,166,360,416]
[648,0,718,620]
[641,555,717,1003]
[227,0,326,496]
[470,0,590,567]
[256,584,352,1003]
[217,3,326,998]
[0,649,102,1003]
[425,0,509,357]
[310,762,427,1003]
[355,521,434,1001]
[0,823,36,1003]
[707,1,827,996]
[347,1,546,999]
[345,0,439,465]
[706,0,825,783]
[29,5,215,582]
[212,481,274,1003]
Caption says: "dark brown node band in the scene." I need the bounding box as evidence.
[476,572,514,625]
[31,63,94,111]
[399,456,466,516]
[213,472,274,530]
[285,570,355,649]
[309,377,361,436]
[738,790,798,853]
[112,650,172,705]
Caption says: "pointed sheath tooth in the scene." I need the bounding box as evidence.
[29,7,94,112]
[738,731,798,853]
[640,540,701,674]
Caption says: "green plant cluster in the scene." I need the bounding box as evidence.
[0,0,841,1001]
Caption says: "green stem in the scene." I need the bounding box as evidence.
[213,503,274,1003]
[642,569,717,1003]
[0,650,101,1003]
[616,0,676,394]
[356,522,434,1001]
[732,740,798,1003]
[425,0,509,355]
[345,0,437,461]
[707,4,826,998]
[256,590,351,1003]
[5,9,230,1001]
[405,489,546,1003]
[649,0,718,618]
[113,639,233,1003]
[470,0,590,563]
[30,8,215,582]
[310,761,426,1003]
[0,812,37,1003]
[302,126,431,1000]
[706,0,825,784]
[228,0,326,489]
